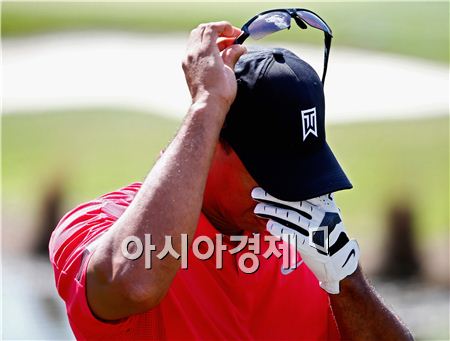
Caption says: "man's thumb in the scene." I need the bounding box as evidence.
[222,44,247,69]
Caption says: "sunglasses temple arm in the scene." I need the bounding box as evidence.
[322,34,332,84]
[322,48,328,84]
[234,31,249,45]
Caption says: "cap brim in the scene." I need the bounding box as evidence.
[233,142,352,201]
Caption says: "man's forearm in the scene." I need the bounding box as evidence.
[330,267,413,341]
[87,98,229,320]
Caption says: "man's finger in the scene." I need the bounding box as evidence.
[187,22,236,46]
[221,44,247,69]
[251,187,316,218]
[200,22,241,47]
[266,220,307,246]
[307,194,339,213]
[206,21,242,38]
[217,37,236,52]
[254,202,313,235]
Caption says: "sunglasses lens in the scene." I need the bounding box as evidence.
[247,11,291,40]
[296,10,331,34]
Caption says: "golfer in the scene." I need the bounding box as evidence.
[49,22,413,340]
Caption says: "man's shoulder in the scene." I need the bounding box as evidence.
[49,182,143,270]
[98,182,142,202]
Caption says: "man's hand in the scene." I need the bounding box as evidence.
[251,187,360,294]
[182,22,246,109]
[252,188,413,339]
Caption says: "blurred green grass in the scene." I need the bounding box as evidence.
[2,1,449,63]
[2,110,448,240]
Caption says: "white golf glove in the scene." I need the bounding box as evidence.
[252,187,360,294]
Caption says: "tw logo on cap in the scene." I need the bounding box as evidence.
[301,107,318,141]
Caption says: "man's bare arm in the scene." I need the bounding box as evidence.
[330,267,414,341]
[85,22,246,321]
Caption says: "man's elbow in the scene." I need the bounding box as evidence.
[87,256,167,320]
[117,275,167,313]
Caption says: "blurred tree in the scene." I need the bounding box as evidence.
[378,202,422,280]
[34,175,65,256]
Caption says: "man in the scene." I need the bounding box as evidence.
[49,22,413,340]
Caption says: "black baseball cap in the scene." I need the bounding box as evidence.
[221,47,352,201]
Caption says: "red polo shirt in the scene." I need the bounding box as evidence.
[49,183,340,340]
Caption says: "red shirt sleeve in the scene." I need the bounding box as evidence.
[49,183,142,339]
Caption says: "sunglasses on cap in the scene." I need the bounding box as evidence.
[234,8,333,84]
